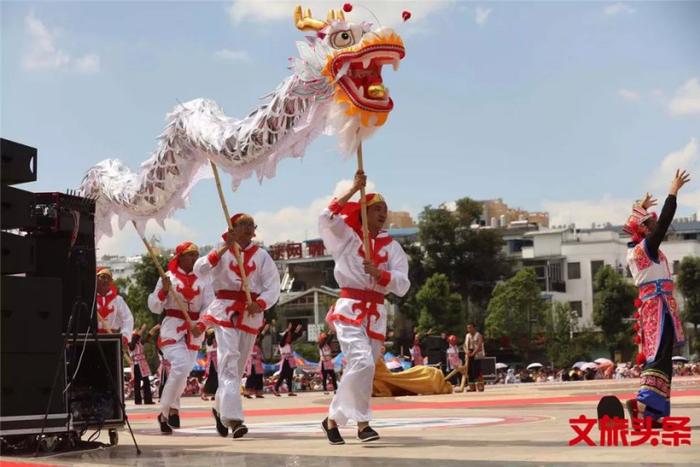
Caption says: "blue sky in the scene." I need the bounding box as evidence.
[2,1,699,256]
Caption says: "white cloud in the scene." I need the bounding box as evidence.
[668,77,700,117]
[228,1,451,28]
[651,138,698,190]
[650,138,699,215]
[74,53,100,74]
[544,138,700,227]
[253,179,376,244]
[618,88,640,102]
[603,3,635,16]
[214,49,250,62]
[474,6,492,26]
[21,11,100,74]
[97,217,200,256]
[543,195,633,229]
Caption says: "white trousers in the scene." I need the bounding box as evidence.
[215,326,256,424]
[160,342,197,417]
[328,320,382,425]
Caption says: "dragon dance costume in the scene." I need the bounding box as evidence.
[148,241,211,432]
[322,194,410,427]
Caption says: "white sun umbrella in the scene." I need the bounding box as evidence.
[594,358,614,366]
[672,356,689,363]
[527,363,543,370]
[495,362,508,370]
[572,361,587,369]
[582,362,598,371]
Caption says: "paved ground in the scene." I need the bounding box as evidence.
[3,377,699,466]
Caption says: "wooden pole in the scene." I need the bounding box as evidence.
[131,221,193,326]
[356,142,372,261]
[209,160,252,304]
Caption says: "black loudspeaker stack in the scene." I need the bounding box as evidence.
[0,138,112,439]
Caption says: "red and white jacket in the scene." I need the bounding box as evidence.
[320,202,410,341]
[96,285,134,343]
[194,243,280,334]
[626,240,685,363]
[147,267,212,351]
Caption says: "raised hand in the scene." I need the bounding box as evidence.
[670,169,691,196]
[352,170,367,193]
[640,192,657,210]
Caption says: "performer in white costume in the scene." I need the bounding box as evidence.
[148,241,210,434]
[320,171,410,445]
[194,213,280,439]
[95,267,134,346]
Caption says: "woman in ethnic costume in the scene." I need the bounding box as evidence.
[624,169,690,425]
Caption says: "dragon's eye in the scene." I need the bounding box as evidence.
[330,30,355,49]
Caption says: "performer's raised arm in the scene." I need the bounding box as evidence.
[194,230,236,277]
[319,170,366,256]
[645,170,690,258]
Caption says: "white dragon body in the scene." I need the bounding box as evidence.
[79,5,405,239]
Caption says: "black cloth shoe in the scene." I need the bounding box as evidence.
[357,425,380,442]
[321,418,345,445]
[212,409,228,437]
[158,414,172,435]
[231,422,248,439]
[168,413,180,429]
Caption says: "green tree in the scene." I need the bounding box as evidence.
[485,268,547,361]
[415,273,465,336]
[592,265,637,359]
[416,198,511,328]
[677,256,700,356]
[543,302,597,369]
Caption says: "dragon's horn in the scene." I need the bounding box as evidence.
[294,5,326,31]
[326,9,345,22]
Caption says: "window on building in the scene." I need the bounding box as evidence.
[567,262,581,280]
[591,260,605,283]
[569,301,583,318]
[673,260,680,275]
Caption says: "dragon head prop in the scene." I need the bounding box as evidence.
[292,5,406,150]
[80,4,407,239]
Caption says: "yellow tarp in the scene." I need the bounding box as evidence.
[372,359,453,397]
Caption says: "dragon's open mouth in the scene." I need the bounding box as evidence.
[331,43,405,113]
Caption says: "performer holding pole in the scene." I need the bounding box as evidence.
[624,169,690,426]
[147,241,210,434]
[194,213,280,439]
[320,170,410,445]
